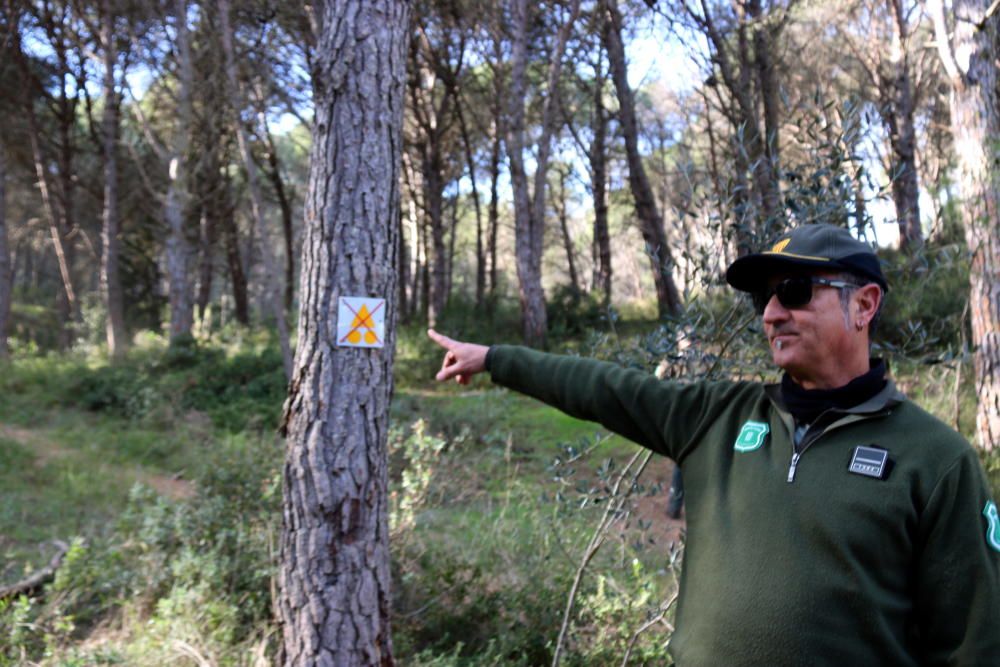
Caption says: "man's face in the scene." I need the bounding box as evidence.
[760,270,862,389]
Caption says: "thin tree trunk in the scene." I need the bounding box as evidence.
[885,0,922,249]
[401,151,421,320]
[932,0,1000,450]
[456,100,486,310]
[258,111,296,312]
[556,169,580,294]
[506,0,545,344]
[219,0,292,380]
[100,0,127,358]
[446,196,458,305]
[398,205,409,321]
[487,116,501,306]
[0,147,10,359]
[278,1,407,663]
[750,0,782,223]
[196,184,219,321]
[165,0,195,343]
[221,186,249,326]
[507,0,580,345]
[486,20,504,309]
[53,21,79,349]
[603,0,682,317]
[423,149,447,326]
[27,125,76,333]
[590,55,611,306]
[420,216,430,321]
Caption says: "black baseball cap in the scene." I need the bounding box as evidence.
[725,224,888,293]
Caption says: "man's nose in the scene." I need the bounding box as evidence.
[762,294,790,325]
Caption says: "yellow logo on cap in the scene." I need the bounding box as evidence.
[771,239,791,253]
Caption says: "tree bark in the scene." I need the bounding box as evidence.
[507,0,580,345]
[278,1,407,664]
[0,147,10,360]
[100,0,127,358]
[603,0,682,317]
[446,196,458,303]
[165,0,195,343]
[220,186,249,326]
[506,0,546,344]
[749,0,782,223]
[487,22,503,308]
[933,0,1000,450]
[556,169,580,294]
[219,0,292,380]
[589,51,611,307]
[885,0,922,249]
[423,148,447,325]
[258,111,297,312]
[401,151,422,321]
[487,114,501,306]
[456,100,485,311]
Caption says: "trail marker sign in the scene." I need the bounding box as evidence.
[337,297,385,348]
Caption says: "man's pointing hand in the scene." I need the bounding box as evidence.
[427,329,489,385]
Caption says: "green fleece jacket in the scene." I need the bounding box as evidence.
[488,345,1000,667]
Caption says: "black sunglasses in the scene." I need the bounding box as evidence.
[751,277,860,314]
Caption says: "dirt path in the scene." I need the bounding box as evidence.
[0,423,196,501]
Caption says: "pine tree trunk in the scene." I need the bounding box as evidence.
[603,0,682,317]
[259,116,296,313]
[507,0,579,345]
[487,116,501,306]
[424,152,447,326]
[556,170,580,294]
[0,147,10,360]
[937,0,1000,450]
[278,1,407,663]
[221,193,249,326]
[590,56,611,307]
[750,0,782,223]
[886,0,922,249]
[100,0,127,358]
[507,0,547,345]
[456,102,486,311]
[166,0,195,343]
[195,140,224,321]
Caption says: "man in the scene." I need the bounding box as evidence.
[429,224,1000,666]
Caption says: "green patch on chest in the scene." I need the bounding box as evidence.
[734,420,770,453]
[985,501,1000,552]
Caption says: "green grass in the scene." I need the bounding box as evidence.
[0,435,129,586]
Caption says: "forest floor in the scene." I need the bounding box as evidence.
[0,410,199,587]
[2,325,990,665]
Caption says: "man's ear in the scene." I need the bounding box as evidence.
[854,283,882,325]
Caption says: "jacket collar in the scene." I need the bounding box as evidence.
[765,379,905,418]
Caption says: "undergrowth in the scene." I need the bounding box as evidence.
[1,251,998,665]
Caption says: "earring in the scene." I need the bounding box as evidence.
[856,320,865,331]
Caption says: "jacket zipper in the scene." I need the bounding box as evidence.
[786,423,819,483]
[787,451,801,482]
[787,438,816,483]
[784,411,888,483]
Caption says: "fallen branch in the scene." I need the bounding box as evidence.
[0,540,70,600]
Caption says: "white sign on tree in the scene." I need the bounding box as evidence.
[337,296,386,348]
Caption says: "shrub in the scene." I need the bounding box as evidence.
[58,343,286,431]
[0,433,280,665]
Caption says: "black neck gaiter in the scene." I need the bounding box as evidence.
[780,359,888,425]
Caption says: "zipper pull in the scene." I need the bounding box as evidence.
[787,452,801,483]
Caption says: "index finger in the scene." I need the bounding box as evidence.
[427,328,455,350]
